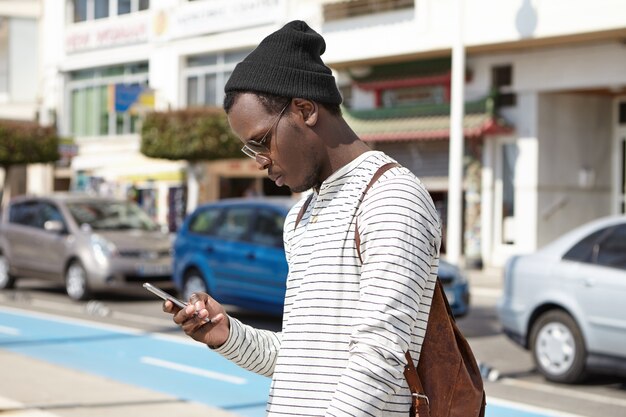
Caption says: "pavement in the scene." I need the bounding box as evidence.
[0,350,240,417]
[466,265,504,291]
[0,266,504,417]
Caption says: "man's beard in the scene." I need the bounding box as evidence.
[288,163,321,193]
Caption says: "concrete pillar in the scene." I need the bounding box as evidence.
[446,0,465,264]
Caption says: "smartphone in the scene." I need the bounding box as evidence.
[143,282,212,323]
[143,282,187,308]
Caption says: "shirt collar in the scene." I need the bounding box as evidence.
[319,150,382,193]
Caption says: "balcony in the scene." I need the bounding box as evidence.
[323,0,414,22]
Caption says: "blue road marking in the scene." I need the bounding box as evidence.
[0,308,270,416]
[0,307,583,417]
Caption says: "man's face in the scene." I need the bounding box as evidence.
[228,93,321,193]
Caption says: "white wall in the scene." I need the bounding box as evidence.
[536,93,613,247]
[9,18,38,103]
[514,92,539,254]
[321,0,626,65]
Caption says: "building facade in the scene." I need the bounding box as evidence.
[40,0,626,266]
[0,0,52,200]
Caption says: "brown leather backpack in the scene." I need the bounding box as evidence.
[295,162,486,416]
[403,279,486,417]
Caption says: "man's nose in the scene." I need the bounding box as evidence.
[255,154,272,170]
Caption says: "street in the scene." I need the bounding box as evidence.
[0,276,625,417]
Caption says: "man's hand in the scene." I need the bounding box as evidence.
[163,292,229,348]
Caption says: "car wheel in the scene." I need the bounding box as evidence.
[182,269,208,302]
[0,253,15,289]
[65,261,92,301]
[530,310,586,383]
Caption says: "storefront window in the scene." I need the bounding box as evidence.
[71,90,85,135]
[184,50,252,107]
[98,86,109,135]
[68,63,149,137]
[73,0,88,22]
[71,0,149,23]
[118,0,131,14]
[94,0,110,19]
[84,87,97,135]
[187,77,199,106]
[203,74,217,106]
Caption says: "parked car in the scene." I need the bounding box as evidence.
[0,194,173,301]
[173,197,294,315]
[173,197,470,317]
[498,215,626,383]
[439,259,470,318]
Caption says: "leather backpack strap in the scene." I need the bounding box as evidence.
[294,193,314,231]
[354,162,400,263]
[350,161,432,415]
[404,351,430,416]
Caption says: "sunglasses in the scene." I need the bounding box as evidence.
[241,102,290,159]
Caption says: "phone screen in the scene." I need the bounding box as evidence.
[143,282,187,309]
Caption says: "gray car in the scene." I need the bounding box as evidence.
[0,194,172,300]
[498,215,626,383]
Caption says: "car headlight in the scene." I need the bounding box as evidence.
[91,234,117,266]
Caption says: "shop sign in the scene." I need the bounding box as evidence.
[109,84,155,114]
[152,0,282,41]
[65,13,149,54]
[57,143,79,168]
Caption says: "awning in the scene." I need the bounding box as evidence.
[343,98,513,142]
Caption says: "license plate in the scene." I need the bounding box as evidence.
[138,264,172,276]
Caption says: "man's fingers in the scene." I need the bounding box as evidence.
[162,299,181,314]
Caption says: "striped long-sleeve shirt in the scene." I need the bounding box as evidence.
[214,151,442,416]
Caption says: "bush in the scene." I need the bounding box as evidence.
[140,107,241,161]
[0,120,59,165]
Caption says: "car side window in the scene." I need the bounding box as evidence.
[8,202,40,228]
[214,207,253,241]
[189,208,221,235]
[38,203,66,230]
[251,210,285,248]
[594,224,626,270]
[562,227,611,263]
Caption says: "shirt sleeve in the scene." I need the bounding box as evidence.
[212,316,282,378]
[325,172,441,417]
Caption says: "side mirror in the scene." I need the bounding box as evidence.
[44,220,65,234]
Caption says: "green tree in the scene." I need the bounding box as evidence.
[0,120,60,207]
[140,107,241,161]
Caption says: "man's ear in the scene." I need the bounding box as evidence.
[293,98,318,127]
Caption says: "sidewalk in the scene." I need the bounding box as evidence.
[462,264,504,301]
[466,265,503,289]
[0,350,241,417]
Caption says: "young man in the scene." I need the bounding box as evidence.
[164,20,441,416]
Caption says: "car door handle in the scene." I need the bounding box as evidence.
[205,246,214,253]
[246,252,256,260]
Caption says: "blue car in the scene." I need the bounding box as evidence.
[173,197,470,317]
[173,197,295,315]
[438,259,470,318]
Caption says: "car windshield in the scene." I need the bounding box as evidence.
[66,201,158,231]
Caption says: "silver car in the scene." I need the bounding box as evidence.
[0,194,172,300]
[498,215,626,383]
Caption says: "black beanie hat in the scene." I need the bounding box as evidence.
[224,20,342,105]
